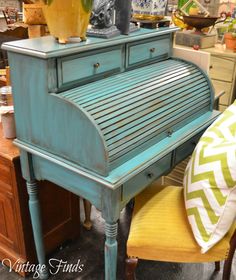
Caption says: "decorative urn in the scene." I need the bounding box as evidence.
[42,0,93,43]
[131,0,168,21]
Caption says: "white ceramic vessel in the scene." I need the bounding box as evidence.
[132,0,167,20]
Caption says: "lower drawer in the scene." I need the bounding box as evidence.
[122,153,172,203]
[175,132,203,165]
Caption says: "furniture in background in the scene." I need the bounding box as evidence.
[0,25,28,39]
[205,45,236,112]
[0,124,80,276]
[0,29,28,68]
[2,7,18,25]
[174,43,236,112]
[165,43,236,186]
[82,199,92,230]
[125,183,236,280]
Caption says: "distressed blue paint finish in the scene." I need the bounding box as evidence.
[27,181,49,280]
[20,150,49,279]
[3,28,178,59]
[5,56,216,177]
[3,27,221,280]
[105,222,118,280]
[127,34,171,67]
[57,45,125,90]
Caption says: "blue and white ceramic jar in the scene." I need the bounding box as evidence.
[132,0,167,20]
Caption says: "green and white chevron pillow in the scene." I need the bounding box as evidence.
[184,101,236,253]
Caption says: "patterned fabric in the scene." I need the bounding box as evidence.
[184,101,236,253]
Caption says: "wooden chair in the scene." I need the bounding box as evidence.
[2,7,18,25]
[83,198,92,230]
[125,183,236,280]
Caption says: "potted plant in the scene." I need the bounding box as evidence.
[223,16,236,50]
[42,0,93,43]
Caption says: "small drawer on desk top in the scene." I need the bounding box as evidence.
[122,153,172,203]
[126,35,171,68]
[57,46,124,89]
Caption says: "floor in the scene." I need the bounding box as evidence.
[0,202,235,280]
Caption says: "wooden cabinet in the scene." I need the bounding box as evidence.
[205,45,236,111]
[174,43,236,111]
[165,43,236,185]
[0,124,80,276]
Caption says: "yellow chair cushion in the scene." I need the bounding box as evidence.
[127,183,236,263]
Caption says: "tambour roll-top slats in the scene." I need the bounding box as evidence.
[59,58,213,173]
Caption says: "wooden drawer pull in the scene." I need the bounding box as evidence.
[150,48,156,53]
[94,62,100,68]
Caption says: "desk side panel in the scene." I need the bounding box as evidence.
[8,52,108,176]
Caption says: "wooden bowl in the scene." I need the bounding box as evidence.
[182,15,219,31]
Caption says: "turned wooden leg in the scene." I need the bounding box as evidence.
[83,199,92,230]
[105,222,118,280]
[19,151,48,279]
[27,180,49,279]
[125,257,138,280]
[222,229,236,280]
[215,261,220,271]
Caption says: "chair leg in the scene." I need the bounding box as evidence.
[125,257,138,280]
[222,229,236,280]
[215,261,220,271]
[83,199,92,230]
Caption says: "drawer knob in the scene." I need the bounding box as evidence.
[150,48,156,53]
[94,62,100,68]
[167,129,173,137]
[146,172,154,179]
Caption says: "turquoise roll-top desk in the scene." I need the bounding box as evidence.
[3,27,220,279]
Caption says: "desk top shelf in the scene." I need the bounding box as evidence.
[3,27,179,58]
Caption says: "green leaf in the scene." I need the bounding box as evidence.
[47,0,54,5]
[43,0,53,5]
[81,0,93,13]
